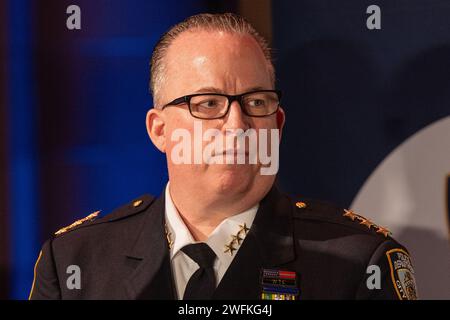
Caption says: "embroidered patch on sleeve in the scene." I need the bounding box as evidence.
[386,248,418,300]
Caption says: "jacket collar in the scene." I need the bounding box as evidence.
[123,191,176,299]
[251,185,296,266]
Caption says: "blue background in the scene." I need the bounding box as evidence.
[1,0,449,299]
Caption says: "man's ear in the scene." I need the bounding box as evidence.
[146,108,166,153]
[276,107,286,139]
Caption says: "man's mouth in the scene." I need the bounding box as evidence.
[220,149,249,156]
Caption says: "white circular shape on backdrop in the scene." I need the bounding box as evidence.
[351,116,450,299]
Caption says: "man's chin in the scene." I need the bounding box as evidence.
[211,166,257,193]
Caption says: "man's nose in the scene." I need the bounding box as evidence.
[222,100,250,130]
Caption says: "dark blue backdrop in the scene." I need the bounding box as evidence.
[3,0,450,299]
[5,0,219,300]
[274,0,450,206]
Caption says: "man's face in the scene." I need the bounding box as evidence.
[148,30,284,196]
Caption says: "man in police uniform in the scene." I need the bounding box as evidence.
[29,13,417,300]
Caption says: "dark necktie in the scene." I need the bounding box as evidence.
[181,243,217,300]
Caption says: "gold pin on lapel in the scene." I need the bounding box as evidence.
[133,199,143,208]
[296,201,307,209]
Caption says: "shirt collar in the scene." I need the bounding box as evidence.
[164,182,258,264]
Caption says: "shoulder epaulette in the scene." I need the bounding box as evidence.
[54,194,155,237]
[342,208,392,238]
[54,211,100,236]
[292,198,392,238]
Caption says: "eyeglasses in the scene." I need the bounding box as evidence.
[161,89,282,120]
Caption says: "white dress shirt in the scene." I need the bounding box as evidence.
[164,183,258,299]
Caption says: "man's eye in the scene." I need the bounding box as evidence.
[247,99,266,107]
[198,99,220,108]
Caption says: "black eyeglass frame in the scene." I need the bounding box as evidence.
[161,89,282,119]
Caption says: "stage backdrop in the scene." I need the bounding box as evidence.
[1,0,449,299]
[274,0,450,299]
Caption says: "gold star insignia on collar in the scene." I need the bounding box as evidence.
[224,223,249,255]
[224,241,237,256]
[238,223,250,235]
[231,233,243,245]
[165,224,173,249]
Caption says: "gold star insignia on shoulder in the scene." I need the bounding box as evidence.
[342,208,391,237]
[359,217,375,229]
[375,225,392,238]
[343,209,358,221]
[54,211,100,236]
[224,241,237,256]
[238,223,250,235]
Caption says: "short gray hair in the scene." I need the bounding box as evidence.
[149,13,275,107]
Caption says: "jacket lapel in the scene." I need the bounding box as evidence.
[123,192,176,299]
[213,186,296,299]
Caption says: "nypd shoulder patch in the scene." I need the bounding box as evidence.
[386,248,418,300]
